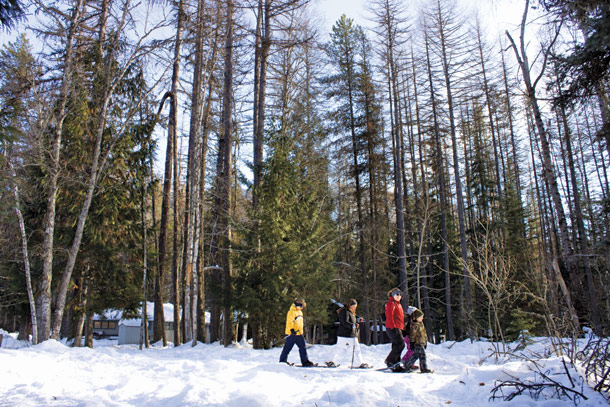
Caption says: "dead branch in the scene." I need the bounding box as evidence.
[576,336,610,395]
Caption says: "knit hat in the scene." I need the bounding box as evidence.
[294,299,306,308]
[347,299,358,307]
[412,309,424,320]
[388,288,402,298]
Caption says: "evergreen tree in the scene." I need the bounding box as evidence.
[236,118,336,348]
[0,0,23,29]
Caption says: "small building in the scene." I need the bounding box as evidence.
[118,319,154,345]
[92,319,119,338]
[94,302,210,345]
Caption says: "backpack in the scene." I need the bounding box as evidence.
[380,305,387,324]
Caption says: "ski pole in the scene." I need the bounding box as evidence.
[351,342,355,369]
[271,335,288,347]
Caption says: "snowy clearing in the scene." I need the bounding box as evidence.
[0,332,607,407]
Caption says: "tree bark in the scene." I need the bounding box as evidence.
[432,0,469,339]
[555,75,601,333]
[424,31,454,340]
[220,0,235,347]
[154,0,186,343]
[506,1,580,333]
[9,161,38,344]
[37,0,86,343]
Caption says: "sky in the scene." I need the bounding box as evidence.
[315,0,528,38]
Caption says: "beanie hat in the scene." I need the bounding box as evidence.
[294,299,306,308]
[348,299,358,307]
[388,288,402,298]
[412,309,424,320]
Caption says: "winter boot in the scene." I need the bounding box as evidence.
[391,364,406,372]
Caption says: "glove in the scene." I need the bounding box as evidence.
[356,323,360,329]
[358,317,364,323]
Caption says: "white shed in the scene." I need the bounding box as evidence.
[117,302,210,345]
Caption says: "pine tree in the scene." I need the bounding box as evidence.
[236,121,336,348]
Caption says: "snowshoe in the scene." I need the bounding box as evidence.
[376,361,402,371]
[419,368,434,374]
[391,364,406,373]
[356,363,372,369]
[325,361,338,367]
[300,361,318,367]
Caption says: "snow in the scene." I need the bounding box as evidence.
[0,330,607,407]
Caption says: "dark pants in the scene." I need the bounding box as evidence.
[404,343,427,370]
[279,334,309,364]
[385,328,405,366]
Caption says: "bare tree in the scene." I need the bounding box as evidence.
[217,0,235,347]
[369,0,409,301]
[34,0,86,343]
[505,0,580,333]
[50,0,166,340]
[423,0,470,339]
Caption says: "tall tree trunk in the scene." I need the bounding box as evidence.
[38,0,86,343]
[172,116,182,345]
[555,75,601,333]
[71,269,88,347]
[475,23,503,203]
[52,0,129,338]
[424,31,454,340]
[182,0,209,346]
[154,0,186,344]
[410,48,431,319]
[253,0,271,204]
[220,0,235,347]
[195,0,220,346]
[434,1,469,339]
[84,308,93,348]
[140,162,150,350]
[506,0,580,333]
[9,161,38,344]
[528,108,580,332]
[500,45,524,226]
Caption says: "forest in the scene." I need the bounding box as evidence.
[0,0,608,350]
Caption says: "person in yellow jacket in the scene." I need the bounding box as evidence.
[279,299,316,367]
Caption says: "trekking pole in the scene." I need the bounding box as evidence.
[271,335,288,347]
[351,342,355,369]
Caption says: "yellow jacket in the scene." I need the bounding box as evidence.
[285,304,304,335]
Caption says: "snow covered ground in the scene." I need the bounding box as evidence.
[0,331,607,407]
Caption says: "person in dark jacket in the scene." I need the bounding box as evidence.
[326,299,370,368]
[384,288,406,372]
[279,299,316,366]
[403,308,433,373]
